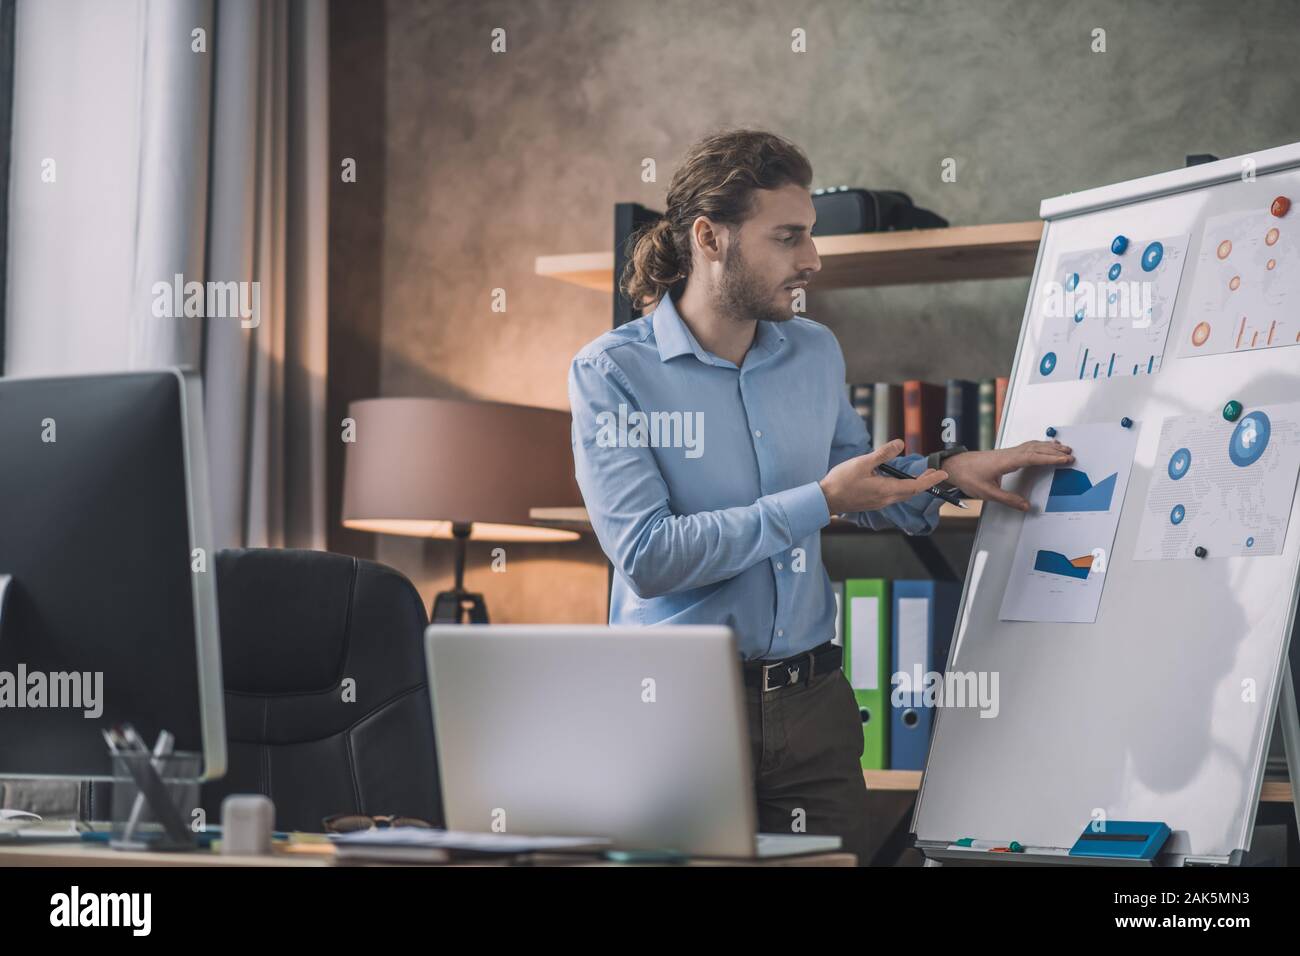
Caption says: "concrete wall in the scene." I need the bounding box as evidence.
[331,0,1300,622]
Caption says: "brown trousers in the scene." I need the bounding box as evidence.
[744,665,872,865]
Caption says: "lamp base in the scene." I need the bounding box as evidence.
[430,589,489,625]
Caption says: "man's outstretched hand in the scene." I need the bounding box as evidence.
[818,439,949,516]
[941,440,1075,512]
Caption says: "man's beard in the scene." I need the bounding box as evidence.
[713,238,795,326]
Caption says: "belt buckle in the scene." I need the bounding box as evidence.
[761,647,821,693]
[761,660,785,693]
[763,653,812,693]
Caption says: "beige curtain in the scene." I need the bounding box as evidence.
[201,0,329,550]
[5,0,328,551]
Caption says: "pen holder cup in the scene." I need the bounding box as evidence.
[109,750,201,850]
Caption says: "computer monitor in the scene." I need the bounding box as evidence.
[0,369,225,780]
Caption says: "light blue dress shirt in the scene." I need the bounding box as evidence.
[568,293,944,661]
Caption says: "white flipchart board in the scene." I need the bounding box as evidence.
[913,143,1300,864]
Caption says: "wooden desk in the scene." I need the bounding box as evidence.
[0,840,855,867]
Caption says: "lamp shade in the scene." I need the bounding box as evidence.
[341,398,582,542]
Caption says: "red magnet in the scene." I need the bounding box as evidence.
[1271,196,1291,217]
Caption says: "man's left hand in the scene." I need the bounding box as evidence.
[940,440,1075,512]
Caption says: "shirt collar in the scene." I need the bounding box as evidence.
[652,293,706,363]
[749,317,787,363]
[652,293,788,367]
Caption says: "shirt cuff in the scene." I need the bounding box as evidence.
[900,457,946,534]
[772,480,832,542]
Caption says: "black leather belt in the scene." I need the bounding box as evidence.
[743,640,842,693]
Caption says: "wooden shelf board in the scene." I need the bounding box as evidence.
[532,500,980,535]
[534,221,1043,292]
[534,252,615,291]
[527,506,594,533]
[864,769,923,791]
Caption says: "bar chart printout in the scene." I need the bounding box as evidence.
[1030,234,1189,386]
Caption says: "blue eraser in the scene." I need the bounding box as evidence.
[1069,821,1170,860]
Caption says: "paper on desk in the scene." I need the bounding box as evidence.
[330,827,611,853]
[0,809,41,822]
[0,809,45,834]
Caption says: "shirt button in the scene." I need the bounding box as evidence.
[753,429,762,438]
[777,629,784,637]
[776,562,784,570]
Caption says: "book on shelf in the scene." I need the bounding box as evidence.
[994,375,1008,441]
[944,379,979,450]
[902,380,946,456]
[855,376,1010,453]
[870,382,903,452]
[978,378,997,450]
[850,384,873,435]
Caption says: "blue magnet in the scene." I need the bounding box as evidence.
[1168,447,1191,480]
[1228,411,1270,468]
[1194,546,1208,558]
[1120,417,1133,428]
[1046,426,1057,437]
[1141,241,1164,272]
[1108,263,1122,280]
[1111,235,1129,255]
[1223,400,1242,421]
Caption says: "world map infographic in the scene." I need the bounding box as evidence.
[1133,402,1300,560]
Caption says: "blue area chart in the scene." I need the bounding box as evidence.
[1033,549,1093,580]
[1044,467,1118,513]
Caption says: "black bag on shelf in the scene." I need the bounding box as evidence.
[811,187,948,235]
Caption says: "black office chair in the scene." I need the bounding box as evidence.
[86,548,444,832]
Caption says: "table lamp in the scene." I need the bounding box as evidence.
[341,397,582,623]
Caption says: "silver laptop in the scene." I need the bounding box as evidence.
[424,624,842,860]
